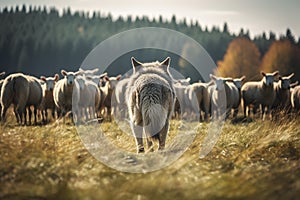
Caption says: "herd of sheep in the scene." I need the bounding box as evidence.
[0,60,300,127]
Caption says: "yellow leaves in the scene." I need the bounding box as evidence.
[217,37,261,80]
[261,40,300,76]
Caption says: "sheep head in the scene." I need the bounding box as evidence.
[261,71,279,87]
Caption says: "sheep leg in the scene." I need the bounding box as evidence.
[22,107,27,125]
[243,103,247,118]
[51,108,55,119]
[1,106,8,122]
[28,107,32,125]
[34,106,38,125]
[261,104,266,120]
[233,107,238,119]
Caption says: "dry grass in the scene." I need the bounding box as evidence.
[0,111,300,200]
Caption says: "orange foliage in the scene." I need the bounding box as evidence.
[261,40,300,80]
[217,37,261,80]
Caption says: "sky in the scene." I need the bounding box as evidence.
[0,0,299,39]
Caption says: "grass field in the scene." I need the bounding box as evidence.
[1,110,300,200]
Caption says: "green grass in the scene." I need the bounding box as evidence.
[1,111,300,200]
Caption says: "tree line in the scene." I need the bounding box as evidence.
[0,5,299,81]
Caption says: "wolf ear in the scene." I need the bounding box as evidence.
[160,57,171,67]
[131,57,142,68]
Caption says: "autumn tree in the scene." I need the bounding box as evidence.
[261,39,300,80]
[217,37,261,80]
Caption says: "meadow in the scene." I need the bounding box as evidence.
[0,109,300,200]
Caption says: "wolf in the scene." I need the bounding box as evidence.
[126,57,175,153]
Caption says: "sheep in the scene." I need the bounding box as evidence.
[76,75,100,121]
[272,73,298,114]
[1,73,29,123]
[173,84,190,119]
[232,76,246,91]
[40,74,59,122]
[241,71,279,119]
[172,78,194,119]
[114,77,130,119]
[25,75,43,125]
[78,67,99,77]
[209,75,240,119]
[174,77,191,86]
[53,70,82,123]
[291,85,300,112]
[0,72,5,119]
[86,73,108,87]
[229,76,246,118]
[99,74,122,121]
[1,73,42,125]
[188,82,210,121]
[126,57,175,153]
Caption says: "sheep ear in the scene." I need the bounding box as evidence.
[160,57,171,67]
[131,57,142,69]
[0,72,5,77]
[61,70,67,76]
[273,71,279,76]
[54,74,59,81]
[116,74,122,81]
[91,68,99,74]
[210,74,216,81]
[291,81,298,88]
[224,78,233,82]
[104,76,110,82]
[207,80,214,86]
[288,73,294,79]
[99,72,108,79]
[75,70,83,76]
[40,76,47,82]
[279,76,282,80]
[261,71,266,77]
[240,76,246,81]
[186,77,191,82]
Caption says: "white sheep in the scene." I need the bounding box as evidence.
[25,75,43,125]
[114,77,130,119]
[189,82,210,121]
[78,67,99,77]
[1,73,43,125]
[76,75,101,121]
[272,73,298,114]
[40,74,59,122]
[0,72,5,119]
[209,74,240,119]
[1,73,29,123]
[290,85,300,112]
[99,74,121,121]
[228,76,246,118]
[53,70,82,123]
[241,71,279,119]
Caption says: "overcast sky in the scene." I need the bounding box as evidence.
[0,0,299,39]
